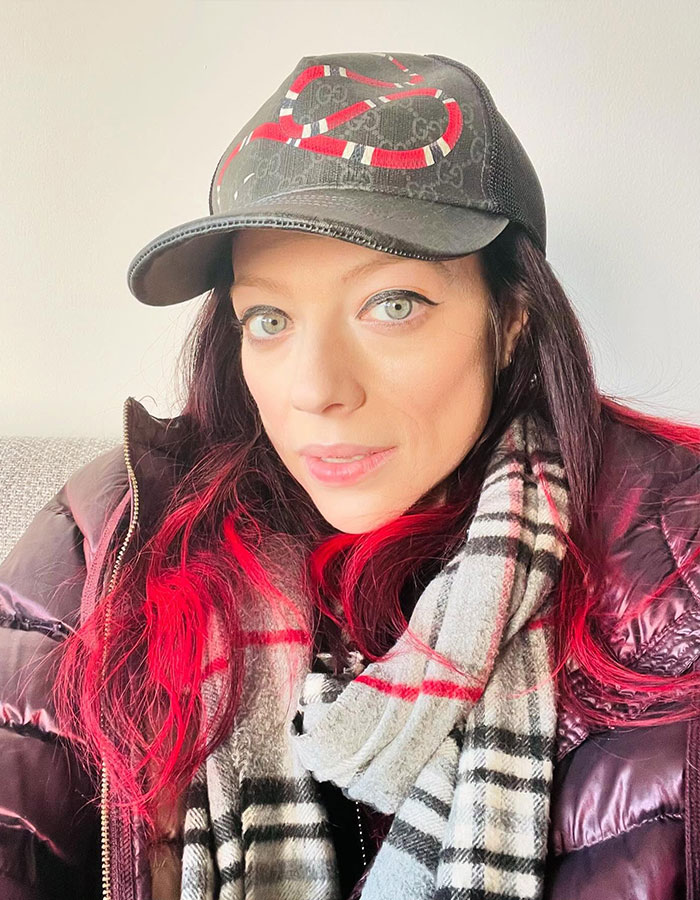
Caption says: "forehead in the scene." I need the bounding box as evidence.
[230,229,472,292]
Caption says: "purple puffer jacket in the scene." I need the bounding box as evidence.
[1,396,699,900]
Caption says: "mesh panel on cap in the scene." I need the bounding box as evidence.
[489,112,547,253]
[427,54,547,254]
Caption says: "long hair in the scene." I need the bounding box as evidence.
[53,223,700,837]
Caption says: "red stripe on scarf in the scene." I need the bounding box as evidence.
[201,629,311,680]
[355,674,483,703]
[242,628,311,646]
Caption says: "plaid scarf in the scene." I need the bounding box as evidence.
[180,413,571,900]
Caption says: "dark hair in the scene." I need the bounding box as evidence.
[53,223,700,837]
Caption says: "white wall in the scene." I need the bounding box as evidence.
[2,0,698,438]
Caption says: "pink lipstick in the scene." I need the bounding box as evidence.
[301,447,397,485]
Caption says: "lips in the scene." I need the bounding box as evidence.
[299,442,392,459]
[302,446,397,485]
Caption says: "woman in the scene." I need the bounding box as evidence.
[1,51,699,900]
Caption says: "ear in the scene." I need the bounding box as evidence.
[499,304,529,371]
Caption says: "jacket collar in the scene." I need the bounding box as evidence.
[124,395,188,458]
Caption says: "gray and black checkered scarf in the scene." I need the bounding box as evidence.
[180,412,571,900]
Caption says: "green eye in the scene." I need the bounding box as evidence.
[364,289,436,324]
[248,312,288,338]
[369,295,414,321]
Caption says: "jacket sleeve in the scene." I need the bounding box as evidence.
[546,438,700,900]
[546,719,687,900]
[0,446,129,900]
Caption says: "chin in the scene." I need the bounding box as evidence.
[322,515,390,536]
[312,496,416,535]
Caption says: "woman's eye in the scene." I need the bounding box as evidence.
[247,311,288,340]
[360,291,437,322]
[365,292,416,323]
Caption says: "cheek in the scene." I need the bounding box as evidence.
[240,352,281,432]
[396,317,494,429]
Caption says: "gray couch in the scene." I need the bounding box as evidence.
[0,436,120,565]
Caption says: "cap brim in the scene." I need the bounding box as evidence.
[127,189,509,306]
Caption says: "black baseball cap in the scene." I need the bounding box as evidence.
[127,51,546,307]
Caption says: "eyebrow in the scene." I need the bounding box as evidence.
[230,256,457,295]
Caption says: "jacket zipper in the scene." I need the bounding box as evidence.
[354,801,367,868]
[101,397,141,900]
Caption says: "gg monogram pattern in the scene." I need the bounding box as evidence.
[210,52,484,214]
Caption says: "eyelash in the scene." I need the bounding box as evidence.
[237,290,436,344]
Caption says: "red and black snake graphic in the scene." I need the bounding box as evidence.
[215,53,463,196]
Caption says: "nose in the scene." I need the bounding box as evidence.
[289,323,365,415]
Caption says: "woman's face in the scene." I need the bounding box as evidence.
[230,229,525,534]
